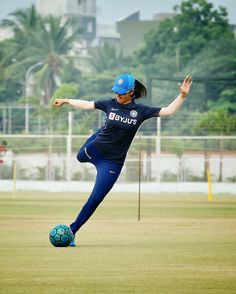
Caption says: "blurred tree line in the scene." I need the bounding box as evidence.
[0,0,236,135]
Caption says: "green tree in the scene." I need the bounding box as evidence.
[61,59,81,84]
[1,5,80,105]
[0,37,25,103]
[22,15,80,105]
[194,109,236,181]
[1,5,42,33]
[77,71,116,100]
[136,0,234,73]
[195,109,236,135]
[50,83,79,129]
[87,42,129,73]
[219,88,236,113]
[0,5,44,72]
[186,37,236,111]
[134,0,236,127]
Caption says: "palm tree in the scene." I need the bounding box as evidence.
[87,42,126,72]
[24,15,80,104]
[1,5,80,105]
[1,5,43,59]
[1,5,42,30]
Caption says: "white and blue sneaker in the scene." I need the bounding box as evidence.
[69,227,76,247]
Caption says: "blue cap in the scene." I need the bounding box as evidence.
[111,73,135,94]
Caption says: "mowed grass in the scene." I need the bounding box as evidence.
[0,192,236,294]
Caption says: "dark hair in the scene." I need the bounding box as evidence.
[131,79,147,99]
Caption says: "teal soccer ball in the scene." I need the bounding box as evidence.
[49,224,73,247]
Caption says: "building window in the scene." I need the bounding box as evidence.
[87,21,93,33]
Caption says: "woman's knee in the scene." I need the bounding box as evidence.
[77,148,86,162]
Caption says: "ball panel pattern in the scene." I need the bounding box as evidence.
[49,224,73,247]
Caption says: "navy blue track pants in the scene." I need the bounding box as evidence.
[70,139,123,235]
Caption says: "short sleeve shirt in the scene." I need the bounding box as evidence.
[93,98,161,164]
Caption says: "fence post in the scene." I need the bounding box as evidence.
[3,107,7,133]
[66,112,73,181]
[12,162,17,198]
[156,117,161,182]
[207,168,213,202]
[8,105,12,134]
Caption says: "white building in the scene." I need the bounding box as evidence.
[36,0,97,45]
[36,0,96,17]
[0,27,13,41]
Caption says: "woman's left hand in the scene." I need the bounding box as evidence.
[178,75,192,98]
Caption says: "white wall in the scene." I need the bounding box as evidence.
[36,0,67,16]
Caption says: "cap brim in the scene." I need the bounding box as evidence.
[111,86,128,94]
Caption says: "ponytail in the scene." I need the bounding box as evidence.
[132,79,147,99]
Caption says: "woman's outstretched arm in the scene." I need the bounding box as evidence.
[159,75,192,117]
[53,98,95,110]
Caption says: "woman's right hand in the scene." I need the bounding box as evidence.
[53,98,69,107]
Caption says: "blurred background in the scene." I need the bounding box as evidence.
[0,0,235,192]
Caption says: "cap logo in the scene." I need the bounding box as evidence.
[117,79,123,85]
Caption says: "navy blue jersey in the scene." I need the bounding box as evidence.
[93,98,161,164]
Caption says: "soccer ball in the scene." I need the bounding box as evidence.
[49,224,73,247]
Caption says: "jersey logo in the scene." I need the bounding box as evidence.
[130,110,138,118]
[109,112,116,120]
[111,108,119,111]
[108,112,137,125]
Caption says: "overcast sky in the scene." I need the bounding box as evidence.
[1,0,236,24]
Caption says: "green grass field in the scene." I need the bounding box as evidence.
[0,192,236,294]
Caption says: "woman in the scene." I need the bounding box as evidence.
[54,73,192,246]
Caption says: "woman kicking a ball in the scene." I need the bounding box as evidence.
[54,74,192,246]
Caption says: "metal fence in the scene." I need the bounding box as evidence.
[1,133,236,184]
